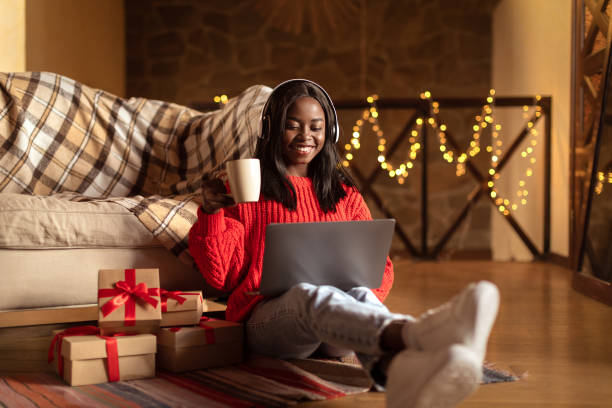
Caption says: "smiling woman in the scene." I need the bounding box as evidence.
[190,78,501,408]
[282,96,326,176]
[255,79,351,213]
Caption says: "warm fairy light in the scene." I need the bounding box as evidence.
[214,94,229,105]
[594,171,612,194]
[340,90,543,201]
[342,95,426,184]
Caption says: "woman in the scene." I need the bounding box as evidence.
[189,79,499,408]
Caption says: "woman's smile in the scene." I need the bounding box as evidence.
[289,143,316,154]
[282,96,326,177]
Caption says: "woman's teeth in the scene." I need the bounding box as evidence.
[293,145,314,153]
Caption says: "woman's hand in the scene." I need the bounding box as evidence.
[200,171,235,214]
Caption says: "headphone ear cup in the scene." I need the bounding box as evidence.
[329,116,339,143]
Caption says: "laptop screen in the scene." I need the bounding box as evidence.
[258,219,395,296]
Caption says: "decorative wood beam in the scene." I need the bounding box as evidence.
[584,48,606,76]
[583,75,600,101]
[585,0,610,36]
[496,112,542,172]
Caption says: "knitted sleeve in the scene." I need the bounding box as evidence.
[344,187,394,302]
[188,207,247,292]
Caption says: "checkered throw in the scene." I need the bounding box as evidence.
[0,72,271,263]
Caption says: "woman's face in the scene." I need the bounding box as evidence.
[282,96,326,177]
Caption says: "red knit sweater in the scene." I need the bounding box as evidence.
[188,175,394,322]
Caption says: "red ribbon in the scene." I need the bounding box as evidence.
[48,326,124,382]
[101,337,120,381]
[168,316,216,344]
[98,269,160,326]
[198,316,216,344]
[160,290,202,312]
[160,289,196,313]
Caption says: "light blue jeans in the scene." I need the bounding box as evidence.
[245,283,410,377]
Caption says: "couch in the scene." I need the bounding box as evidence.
[0,72,271,327]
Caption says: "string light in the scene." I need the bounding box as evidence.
[482,95,541,215]
[421,91,495,177]
[213,94,229,106]
[342,94,421,185]
[595,171,612,194]
[342,91,544,215]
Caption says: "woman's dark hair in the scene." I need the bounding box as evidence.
[255,80,357,213]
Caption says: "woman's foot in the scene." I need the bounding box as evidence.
[402,281,500,362]
[385,344,481,408]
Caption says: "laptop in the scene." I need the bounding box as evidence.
[257,219,396,296]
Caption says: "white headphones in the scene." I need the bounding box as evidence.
[260,79,340,143]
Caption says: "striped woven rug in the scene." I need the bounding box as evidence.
[0,355,517,407]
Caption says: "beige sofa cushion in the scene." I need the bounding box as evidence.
[0,194,158,249]
[0,247,207,310]
[0,194,220,310]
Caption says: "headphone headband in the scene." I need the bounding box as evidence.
[260,79,340,143]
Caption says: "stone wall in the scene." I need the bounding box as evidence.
[125,0,499,258]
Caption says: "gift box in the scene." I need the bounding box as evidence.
[157,317,244,372]
[49,326,156,386]
[98,268,162,335]
[160,290,206,327]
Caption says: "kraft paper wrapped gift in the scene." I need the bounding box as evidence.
[157,318,244,372]
[98,268,162,335]
[49,326,156,386]
[160,290,206,327]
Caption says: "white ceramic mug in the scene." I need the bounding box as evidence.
[225,158,261,203]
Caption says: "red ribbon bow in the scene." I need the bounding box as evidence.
[160,289,187,313]
[98,269,160,326]
[48,326,123,382]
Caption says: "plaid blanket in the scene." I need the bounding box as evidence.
[0,72,271,263]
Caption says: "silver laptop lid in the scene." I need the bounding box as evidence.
[258,219,395,296]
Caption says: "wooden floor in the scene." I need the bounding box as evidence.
[2,261,612,407]
[304,260,612,407]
